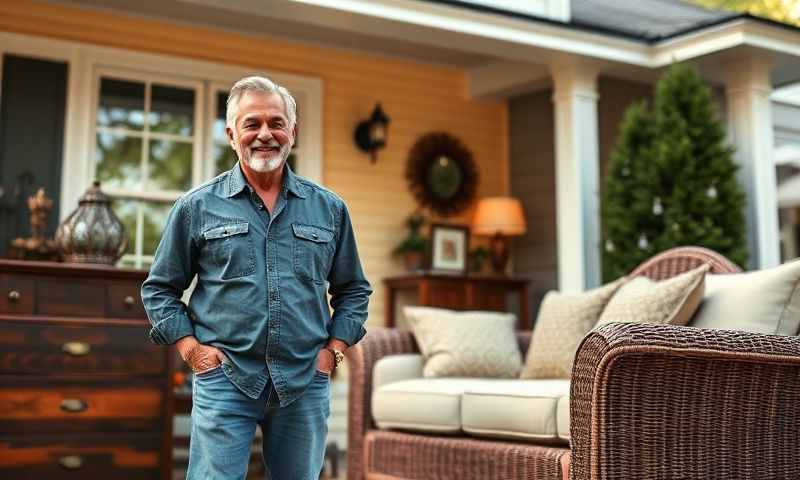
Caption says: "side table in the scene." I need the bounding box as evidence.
[384,272,531,329]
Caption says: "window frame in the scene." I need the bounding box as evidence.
[0,30,323,220]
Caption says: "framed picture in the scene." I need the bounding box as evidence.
[429,224,469,274]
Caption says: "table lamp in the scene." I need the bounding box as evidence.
[472,197,527,274]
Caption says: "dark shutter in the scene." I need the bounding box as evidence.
[0,54,68,256]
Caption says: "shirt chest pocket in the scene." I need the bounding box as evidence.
[292,223,334,285]
[202,222,256,280]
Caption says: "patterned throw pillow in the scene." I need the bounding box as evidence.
[520,278,626,379]
[595,263,710,328]
[404,306,523,378]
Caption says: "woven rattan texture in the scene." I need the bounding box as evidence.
[571,322,800,480]
[347,328,535,480]
[365,430,567,480]
[346,328,419,480]
[628,246,742,280]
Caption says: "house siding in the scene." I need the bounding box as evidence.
[0,0,509,328]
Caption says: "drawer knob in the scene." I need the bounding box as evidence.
[59,455,84,469]
[62,341,91,356]
[60,398,88,413]
[124,295,136,306]
[8,290,20,302]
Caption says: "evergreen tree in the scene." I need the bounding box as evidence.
[601,64,748,282]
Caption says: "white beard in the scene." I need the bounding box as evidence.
[241,143,291,173]
[246,153,284,173]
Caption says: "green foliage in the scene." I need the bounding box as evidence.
[393,213,427,256]
[691,0,800,25]
[601,64,748,282]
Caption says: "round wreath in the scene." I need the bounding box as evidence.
[405,132,478,217]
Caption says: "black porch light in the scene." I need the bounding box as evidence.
[354,103,390,163]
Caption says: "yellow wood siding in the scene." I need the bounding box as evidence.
[0,1,509,327]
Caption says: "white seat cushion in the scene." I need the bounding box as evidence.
[372,378,497,433]
[461,379,571,445]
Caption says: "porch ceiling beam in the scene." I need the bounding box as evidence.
[467,61,550,100]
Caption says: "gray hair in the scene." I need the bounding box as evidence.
[226,76,297,129]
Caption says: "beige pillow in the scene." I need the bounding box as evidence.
[404,306,522,378]
[520,278,626,379]
[596,264,710,327]
[691,259,800,335]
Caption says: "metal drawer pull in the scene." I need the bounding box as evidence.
[62,342,91,356]
[59,455,84,469]
[124,295,135,306]
[60,398,88,413]
[8,290,20,302]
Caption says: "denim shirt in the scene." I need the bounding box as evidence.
[141,164,372,406]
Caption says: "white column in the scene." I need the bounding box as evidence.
[726,57,780,269]
[551,63,600,291]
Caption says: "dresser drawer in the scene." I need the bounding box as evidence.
[0,382,165,434]
[0,273,35,314]
[0,321,166,376]
[37,277,106,317]
[106,280,146,318]
[0,433,161,479]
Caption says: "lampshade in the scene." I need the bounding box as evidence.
[472,197,527,236]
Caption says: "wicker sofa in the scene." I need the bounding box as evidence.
[346,247,800,479]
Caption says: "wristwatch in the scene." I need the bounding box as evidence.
[324,347,345,370]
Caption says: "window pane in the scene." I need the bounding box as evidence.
[150,84,195,136]
[111,198,137,257]
[142,201,172,256]
[96,132,142,190]
[97,78,145,130]
[214,143,237,175]
[149,140,192,191]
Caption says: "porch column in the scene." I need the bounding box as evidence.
[551,64,600,291]
[726,57,780,269]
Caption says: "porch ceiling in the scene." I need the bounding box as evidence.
[49,0,800,97]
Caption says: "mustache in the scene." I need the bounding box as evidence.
[251,141,281,149]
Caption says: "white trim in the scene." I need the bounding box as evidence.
[726,56,781,269]
[0,30,324,220]
[187,0,800,73]
[551,63,600,291]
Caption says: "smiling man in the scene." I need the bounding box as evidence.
[141,76,372,479]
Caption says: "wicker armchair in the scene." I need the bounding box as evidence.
[347,247,800,479]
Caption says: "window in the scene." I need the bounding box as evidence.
[0,31,322,269]
[92,72,311,269]
[92,70,202,269]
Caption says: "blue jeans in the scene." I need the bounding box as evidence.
[187,366,330,479]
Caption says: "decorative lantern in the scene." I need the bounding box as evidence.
[55,181,128,265]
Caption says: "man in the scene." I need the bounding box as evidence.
[141,76,371,479]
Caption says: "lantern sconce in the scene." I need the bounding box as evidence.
[354,103,390,163]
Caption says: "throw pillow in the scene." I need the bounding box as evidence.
[520,277,626,379]
[596,263,710,327]
[404,306,522,378]
[691,258,800,335]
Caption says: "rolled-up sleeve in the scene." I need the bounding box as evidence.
[141,196,197,345]
[327,200,372,346]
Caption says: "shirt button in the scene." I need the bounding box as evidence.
[270,290,278,301]
[268,264,274,271]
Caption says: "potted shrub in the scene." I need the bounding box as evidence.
[393,213,427,271]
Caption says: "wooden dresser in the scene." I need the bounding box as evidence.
[0,260,173,479]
